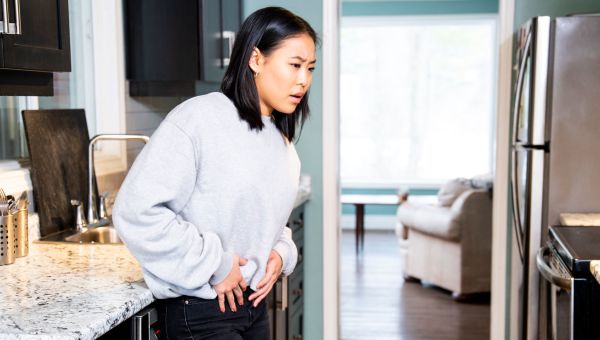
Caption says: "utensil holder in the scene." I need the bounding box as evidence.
[0,214,16,265]
[13,208,28,257]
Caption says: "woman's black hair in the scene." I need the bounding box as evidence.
[220,7,318,142]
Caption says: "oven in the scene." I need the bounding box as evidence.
[537,226,600,340]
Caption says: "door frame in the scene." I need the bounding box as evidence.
[490,0,515,339]
[322,0,341,339]
[321,0,515,338]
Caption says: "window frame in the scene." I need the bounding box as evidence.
[340,14,499,188]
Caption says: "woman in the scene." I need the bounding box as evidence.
[113,6,317,340]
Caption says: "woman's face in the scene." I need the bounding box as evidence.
[251,33,316,116]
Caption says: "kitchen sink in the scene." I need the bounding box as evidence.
[65,227,122,244]
[37,226,123,244]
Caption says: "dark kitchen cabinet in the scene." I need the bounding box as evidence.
[124,0,242,96]
[267,203,305,340]
[0,0,71,96]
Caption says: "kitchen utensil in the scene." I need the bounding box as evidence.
[13,192,28,257]
[0,188,8,216]
[18,191,28,210]
[0,213,16,265]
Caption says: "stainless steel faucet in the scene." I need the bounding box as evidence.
[87,134,150,225]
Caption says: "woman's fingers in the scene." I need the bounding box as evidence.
[212,254,251,313]
[248,287,263,302]
[252,289,269,307]
[226,290,237,312]
[257,261,277,289]
[233,286,244,306]
[218,293,226,313]
[249,276,276,302]
[256,273,271,290]
[240,279,248,291]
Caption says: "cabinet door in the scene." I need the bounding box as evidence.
[0,0,70,72]
[288,308,303,340]
[125,0,198,81]
[288,266,304,310]
[221,0,241,70]
[199,0,221,82]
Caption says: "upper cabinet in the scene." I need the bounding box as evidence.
[1,0,71,71]
[124,0,242,96]
[0,0,71,96]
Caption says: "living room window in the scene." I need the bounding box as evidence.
[340,15,498,187]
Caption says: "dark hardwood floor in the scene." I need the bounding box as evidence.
[340,230,490,340]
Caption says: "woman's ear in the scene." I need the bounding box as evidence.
[248,47,263,75]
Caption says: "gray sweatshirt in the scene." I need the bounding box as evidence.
[112,92,300,299]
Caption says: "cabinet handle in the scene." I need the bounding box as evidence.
[275,276,288,311]
[292,288,303,297]
[1,0,8,34]
[222,30,235,67]
[293,335,302,340]
[13,0,20,35]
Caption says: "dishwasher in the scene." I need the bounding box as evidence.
[132,306,160,340]
[98,305,160,340]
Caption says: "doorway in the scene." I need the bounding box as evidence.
[339,3,497,339]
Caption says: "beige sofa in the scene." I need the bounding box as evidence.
[396,178,493,300]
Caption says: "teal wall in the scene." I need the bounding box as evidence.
[343,0,498,16]
[514,1,600,28]
[242,2,324,339]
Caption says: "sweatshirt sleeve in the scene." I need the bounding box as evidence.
[112,120,233,295]
[273,226,298,276]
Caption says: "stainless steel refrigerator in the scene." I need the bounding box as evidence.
[510,15,600,340]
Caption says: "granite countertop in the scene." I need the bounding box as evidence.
[0,242,152,339]
[0,175,311,339]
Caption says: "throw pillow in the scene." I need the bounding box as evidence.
[437,178,471,207]
[469,173,494,191]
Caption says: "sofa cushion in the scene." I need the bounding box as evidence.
[437,178,471,207]
[397,201,461,241]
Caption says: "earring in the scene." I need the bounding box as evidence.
[254,71,259,78]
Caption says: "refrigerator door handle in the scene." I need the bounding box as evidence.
[511,30,533,146]
[1,0,9,34]
[511,149,525,262]
[510,29,533,263]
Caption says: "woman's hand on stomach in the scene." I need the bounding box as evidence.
[249,250,283,307]
[213,255,248,312]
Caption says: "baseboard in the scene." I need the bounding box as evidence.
[341,214,397,231]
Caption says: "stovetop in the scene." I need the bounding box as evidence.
[549,225,600,277]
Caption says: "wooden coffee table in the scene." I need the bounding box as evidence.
[341,194,404,254]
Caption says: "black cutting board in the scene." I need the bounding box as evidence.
[22,109,97,236]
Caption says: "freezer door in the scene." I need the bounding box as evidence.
[547,16,600,226]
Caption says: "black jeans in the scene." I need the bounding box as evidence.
[157,289,270,340]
